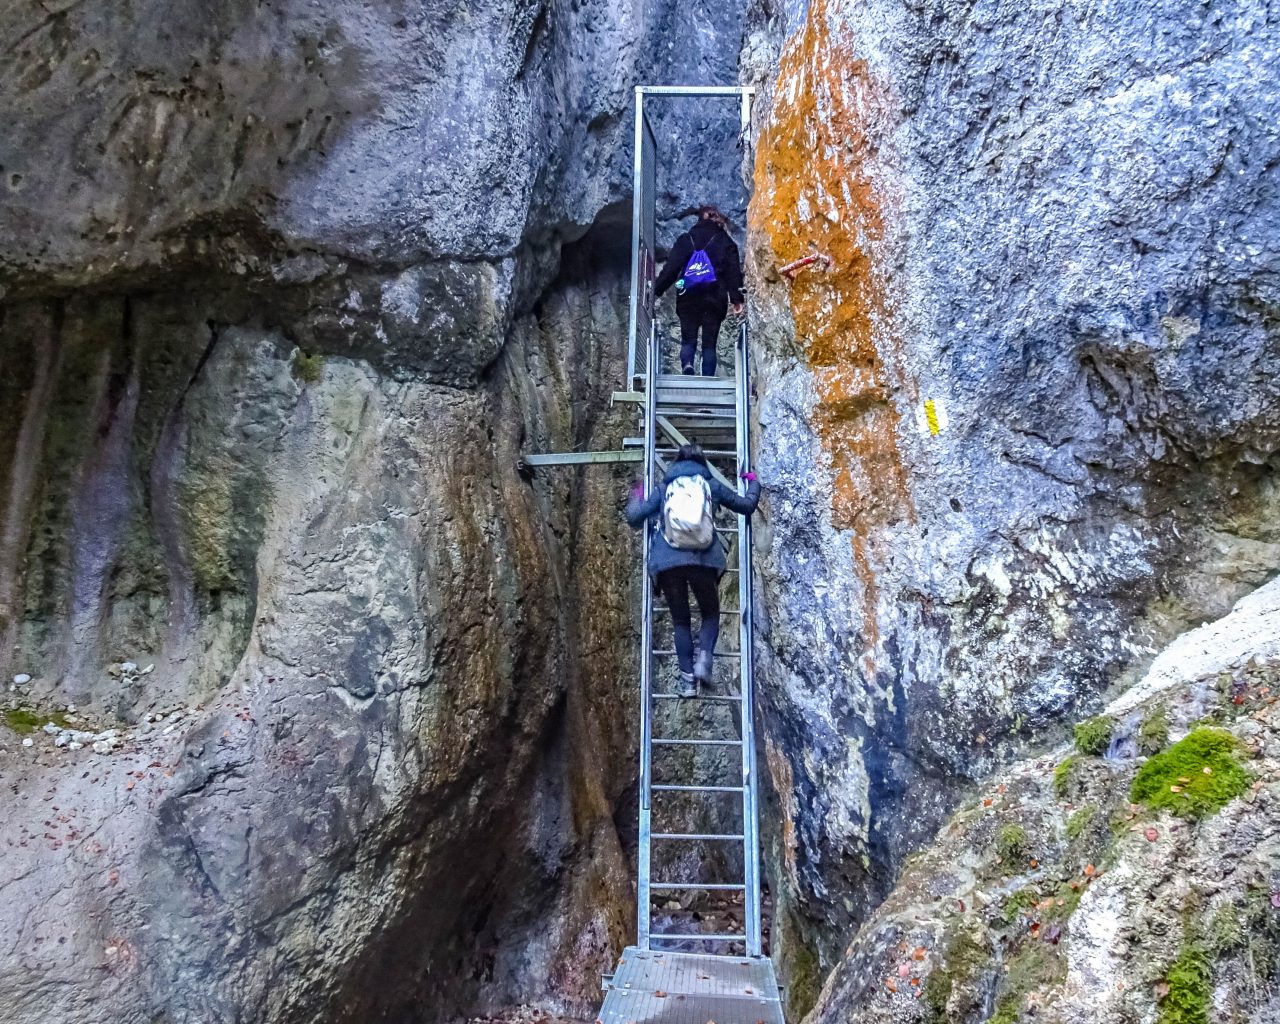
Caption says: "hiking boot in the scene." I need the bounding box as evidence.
[682,364,695,376]
[693,650,713,688]
[678,672,698,698]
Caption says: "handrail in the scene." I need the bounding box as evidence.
[636,315,658,950]
[734,321,763,957]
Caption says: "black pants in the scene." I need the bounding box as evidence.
[657,566,720,675]
[677,304,726,376]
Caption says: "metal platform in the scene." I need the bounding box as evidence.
[600,948,784,1024]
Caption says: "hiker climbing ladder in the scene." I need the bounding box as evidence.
[598,85,784,1024]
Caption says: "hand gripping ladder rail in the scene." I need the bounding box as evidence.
[635,319,763,955]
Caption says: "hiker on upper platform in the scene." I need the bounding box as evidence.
[625,445,761,697]
[654,206,745,377]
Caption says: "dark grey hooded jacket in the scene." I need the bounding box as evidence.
[625,459,762,577]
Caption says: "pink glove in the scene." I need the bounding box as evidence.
[740,471,757,483]
[630,482,645,499]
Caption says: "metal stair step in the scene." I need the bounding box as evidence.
[652,832,746,840]
[652,650,742,658]
[649,881,746,890]
[651,738,742,747]
[651,692,742,701]
[651,784,745,793]
[648,933,748,942]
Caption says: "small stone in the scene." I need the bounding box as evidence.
[66,704,76,713]
[12,674,30,685]
[21,738,33,747]
[42,723,59,735]
[92,741,111,755]
[121,662,138,674]
[141,664,154,675]
[54,734,69,748]
[68,742,83,751]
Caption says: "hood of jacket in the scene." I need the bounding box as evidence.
[663,459,713,486]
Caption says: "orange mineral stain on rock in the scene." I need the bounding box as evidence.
[750,0,914,541]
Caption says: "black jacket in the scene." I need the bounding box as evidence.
[654,221,745,308]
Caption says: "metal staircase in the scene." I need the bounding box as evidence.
[598,84,784,1024]
[635,334,762,955]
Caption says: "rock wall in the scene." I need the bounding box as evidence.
[806,579,1280,1024]
[746,0,1280,1003]
[0,1,754,1022]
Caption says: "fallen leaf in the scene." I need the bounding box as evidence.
[1154,981,1170,1000]
[1030,858,1039,868]
[983,798,993,808]
[1084,864,1096,877]
[886,979,898,993]
[898,964,911,978]
[997,784,1007,794]
[911,978,920,987]
[911,947,926,961]
[1202,767,1212,775]
[1145,827,1159,842]
[654,990,667,999]
[1170,785,1183,793]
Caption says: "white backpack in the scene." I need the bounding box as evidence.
[662,474,714,550]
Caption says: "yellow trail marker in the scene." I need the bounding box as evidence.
[923,398,942,436]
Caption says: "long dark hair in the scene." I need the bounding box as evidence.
[676,443,709,467]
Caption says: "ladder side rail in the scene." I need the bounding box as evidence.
[636,314,659,951]
[736,320,764,957]
[626,89,643,387]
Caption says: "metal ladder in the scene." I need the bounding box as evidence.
[635,322,762,955]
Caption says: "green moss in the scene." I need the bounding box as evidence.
[1207,903,1243,955]
[996,824,1029,862]
[4,708,70,734]
[1074,714,1114,755]
[989,1001,1019,1024]
[921,928,989,1022]
[1066,805,1095,841]
[992,934,1066,1024]
[1158,941,1211,1024]
[785,940,821,1021]
[1000,888,1039,925]
[1130,727,1250,819]
[1048,881,1083,920]
[1139,707,1171,755]
[291,350,325,384]
[1053,755,1078,799]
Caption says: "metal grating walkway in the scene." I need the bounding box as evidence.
[600,948,784,1024]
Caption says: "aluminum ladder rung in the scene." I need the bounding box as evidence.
[651,692,741,701]
[651,738,742,746]
[652,649,741,658]
[652,832,746,840]
[651,784,744,793]
[653,606,742,616]
[649,933,749,942]
[654,448,739,457]
[649,882,746,890]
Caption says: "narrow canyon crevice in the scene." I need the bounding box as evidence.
[1,1,1278,1023]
